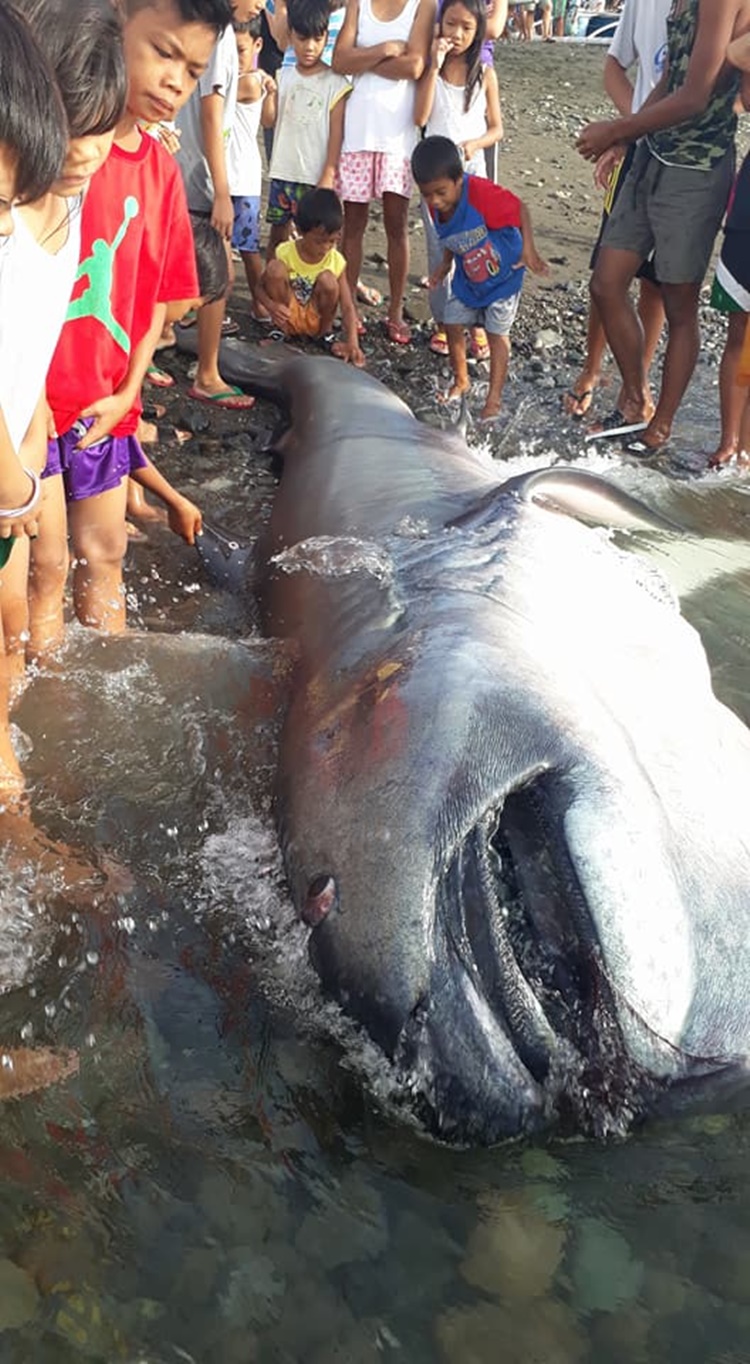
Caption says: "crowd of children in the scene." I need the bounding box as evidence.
[0,0,750,825]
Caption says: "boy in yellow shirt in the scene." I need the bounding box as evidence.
[256,188,364,365]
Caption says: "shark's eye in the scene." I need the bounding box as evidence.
[302,874,337,926]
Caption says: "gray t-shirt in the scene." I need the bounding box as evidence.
[176,25,238,212]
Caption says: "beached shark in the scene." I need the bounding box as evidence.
[193,343,750,1142]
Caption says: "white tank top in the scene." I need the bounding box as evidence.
[426,75,488,175]
[228,95,263,198]
[0,199,81,454]
[342,0,421,158]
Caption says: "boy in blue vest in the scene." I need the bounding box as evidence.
[413,135,547,423]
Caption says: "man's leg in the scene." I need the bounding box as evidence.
[564,299,607,417]
[639,281,701,449]
[590,244,653,425]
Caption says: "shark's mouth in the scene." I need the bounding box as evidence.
[435,771,648,1134]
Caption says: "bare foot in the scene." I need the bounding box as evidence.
[438,381,471,405]
[480,399,502,422]
[0,1046,79,1100]
[708,442,739,468]
[636,416,671,451]
[562,375,598,418]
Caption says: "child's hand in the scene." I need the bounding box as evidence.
[211,191,234,241]
[460,139,479,163]
[167,495,203,545]
[433,35,451,68]
[77,392,133,448]
[317,168,336,189]
[518,244,549,276]
[382,39,407,58]
[155,123,181,156]
[262,73,277,96]
[340,337,366,368]
[576,119,618,162]
[268,301,291,331]
[427,263,451,289]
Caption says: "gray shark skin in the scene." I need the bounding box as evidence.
[205,341,750,1143]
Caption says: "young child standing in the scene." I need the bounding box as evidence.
[176,0,265,410]
[412,134,547,421]
[43,0,230,638]
[228,19,276,317]
[265,0,352,258]
[414,0,502,358]
[256,187,364,362]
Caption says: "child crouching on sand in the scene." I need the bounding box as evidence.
[412,134,547,421]
[256,187,365,364]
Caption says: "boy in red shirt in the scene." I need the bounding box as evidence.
[42,0,233,643]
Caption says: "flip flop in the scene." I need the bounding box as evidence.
[384,318,412,346]
[584,409,648,443]
[356,280,383,307]
[469,327,490,362]
[145,363,175,388]
[429,329,449,356]
[563,387,594,419]
[187,385,255,410]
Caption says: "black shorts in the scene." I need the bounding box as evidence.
[589,142,659,285]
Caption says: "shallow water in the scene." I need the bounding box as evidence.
[0,361,749,1362]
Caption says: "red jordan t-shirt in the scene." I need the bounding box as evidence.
[47,132,198,438]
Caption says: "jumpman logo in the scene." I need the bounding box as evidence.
[67,195,139,354]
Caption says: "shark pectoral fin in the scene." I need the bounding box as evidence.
[512,468,683,534]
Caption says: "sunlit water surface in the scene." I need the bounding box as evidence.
[0,363,749,1363]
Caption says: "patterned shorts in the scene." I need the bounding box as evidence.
[231,195,261,253]
[336,151,412,204]
[266,179,313,226]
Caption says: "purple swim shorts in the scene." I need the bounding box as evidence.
[44,417,147,502]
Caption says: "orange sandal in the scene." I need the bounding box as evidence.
[429,329,449,356]
[469,326,490,361]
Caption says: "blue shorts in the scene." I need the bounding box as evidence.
[444,289,521,336]
[45,417,147,502]
[266,179,313,226]
[231,195,261,253]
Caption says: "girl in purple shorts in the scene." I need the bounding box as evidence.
[332,0,436,343]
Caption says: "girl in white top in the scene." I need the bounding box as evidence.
[333,0,435,343]
[414,0,502,357]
